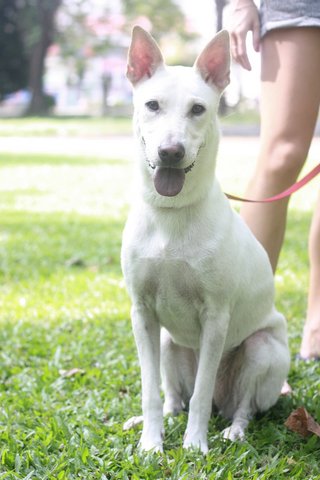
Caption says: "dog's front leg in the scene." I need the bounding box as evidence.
[131,304,163,452]
[183,310,229,453]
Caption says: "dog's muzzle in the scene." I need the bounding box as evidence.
[142,137,196,174]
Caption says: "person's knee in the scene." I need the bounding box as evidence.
[261,140,307,185]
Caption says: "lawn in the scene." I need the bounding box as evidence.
[0,110,260,138]
[0,118,320,479]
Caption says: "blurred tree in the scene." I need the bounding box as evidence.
[0,0,28,100]
[0,0,199,115]
[57,0,111,92]
[16,0,62,115]
[215,0,228,115]
[215,0,227,31]
[122,0,191,41]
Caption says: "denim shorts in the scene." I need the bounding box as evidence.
[260,0,320,36]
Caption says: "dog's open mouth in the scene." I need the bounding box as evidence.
[153,167,185,197]
[150,162,195,197]
[142,136,197,197]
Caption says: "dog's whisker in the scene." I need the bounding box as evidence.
[147,160,156,170]
[184,161,195,173]
[140,136,157,170]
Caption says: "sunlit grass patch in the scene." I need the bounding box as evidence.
[0,116,132,137]
[0,152,133,217]
[1,131,320,479]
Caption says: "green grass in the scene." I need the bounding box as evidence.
[0,117,132,137]
[219,108,260,126]
[1,122,320,479]
[0,110,259,138]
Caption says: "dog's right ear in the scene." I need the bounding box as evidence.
[127,26,164,85]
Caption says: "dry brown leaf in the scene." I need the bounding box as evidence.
[284,407,320,438]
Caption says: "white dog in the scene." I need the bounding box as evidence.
[121,26,290,453]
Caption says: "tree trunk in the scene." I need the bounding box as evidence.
[215,0,228,115]
[25,0,61,115]
[215,0,226,31]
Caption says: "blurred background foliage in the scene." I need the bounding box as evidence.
[0,0,229,117]
[0,0,61,114]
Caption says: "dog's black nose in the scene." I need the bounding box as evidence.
[158,143,185,165]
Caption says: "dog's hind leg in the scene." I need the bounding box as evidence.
[161,328,197,416]
[215,327,290,441]
[221,392,253,441]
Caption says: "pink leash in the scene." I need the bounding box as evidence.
[225,162,320,203]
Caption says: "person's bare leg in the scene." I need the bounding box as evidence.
[300,192,320,359]
[240,28,320,272]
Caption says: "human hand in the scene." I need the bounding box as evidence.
[229,0,260,70]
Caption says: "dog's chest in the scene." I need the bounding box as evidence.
[137,255,205,347]
[122,203,223,348]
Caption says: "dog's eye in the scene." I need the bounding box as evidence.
[145,100,160,112]
[191,104,206,116]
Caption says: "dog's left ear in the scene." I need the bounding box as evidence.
[127,26,164,85]
[194,30,230,91]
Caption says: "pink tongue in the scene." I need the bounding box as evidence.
[154,167,185,197]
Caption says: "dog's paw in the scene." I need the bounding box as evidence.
[139,434,163,453]
[163,400,183,417]
[222,425,245,442]
[123,415,144,431]
[183,434,208,454]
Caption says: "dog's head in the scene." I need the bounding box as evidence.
[127,26,230,205]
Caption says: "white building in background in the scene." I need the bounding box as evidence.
[45,45,132,116]
[44,10,132,116]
